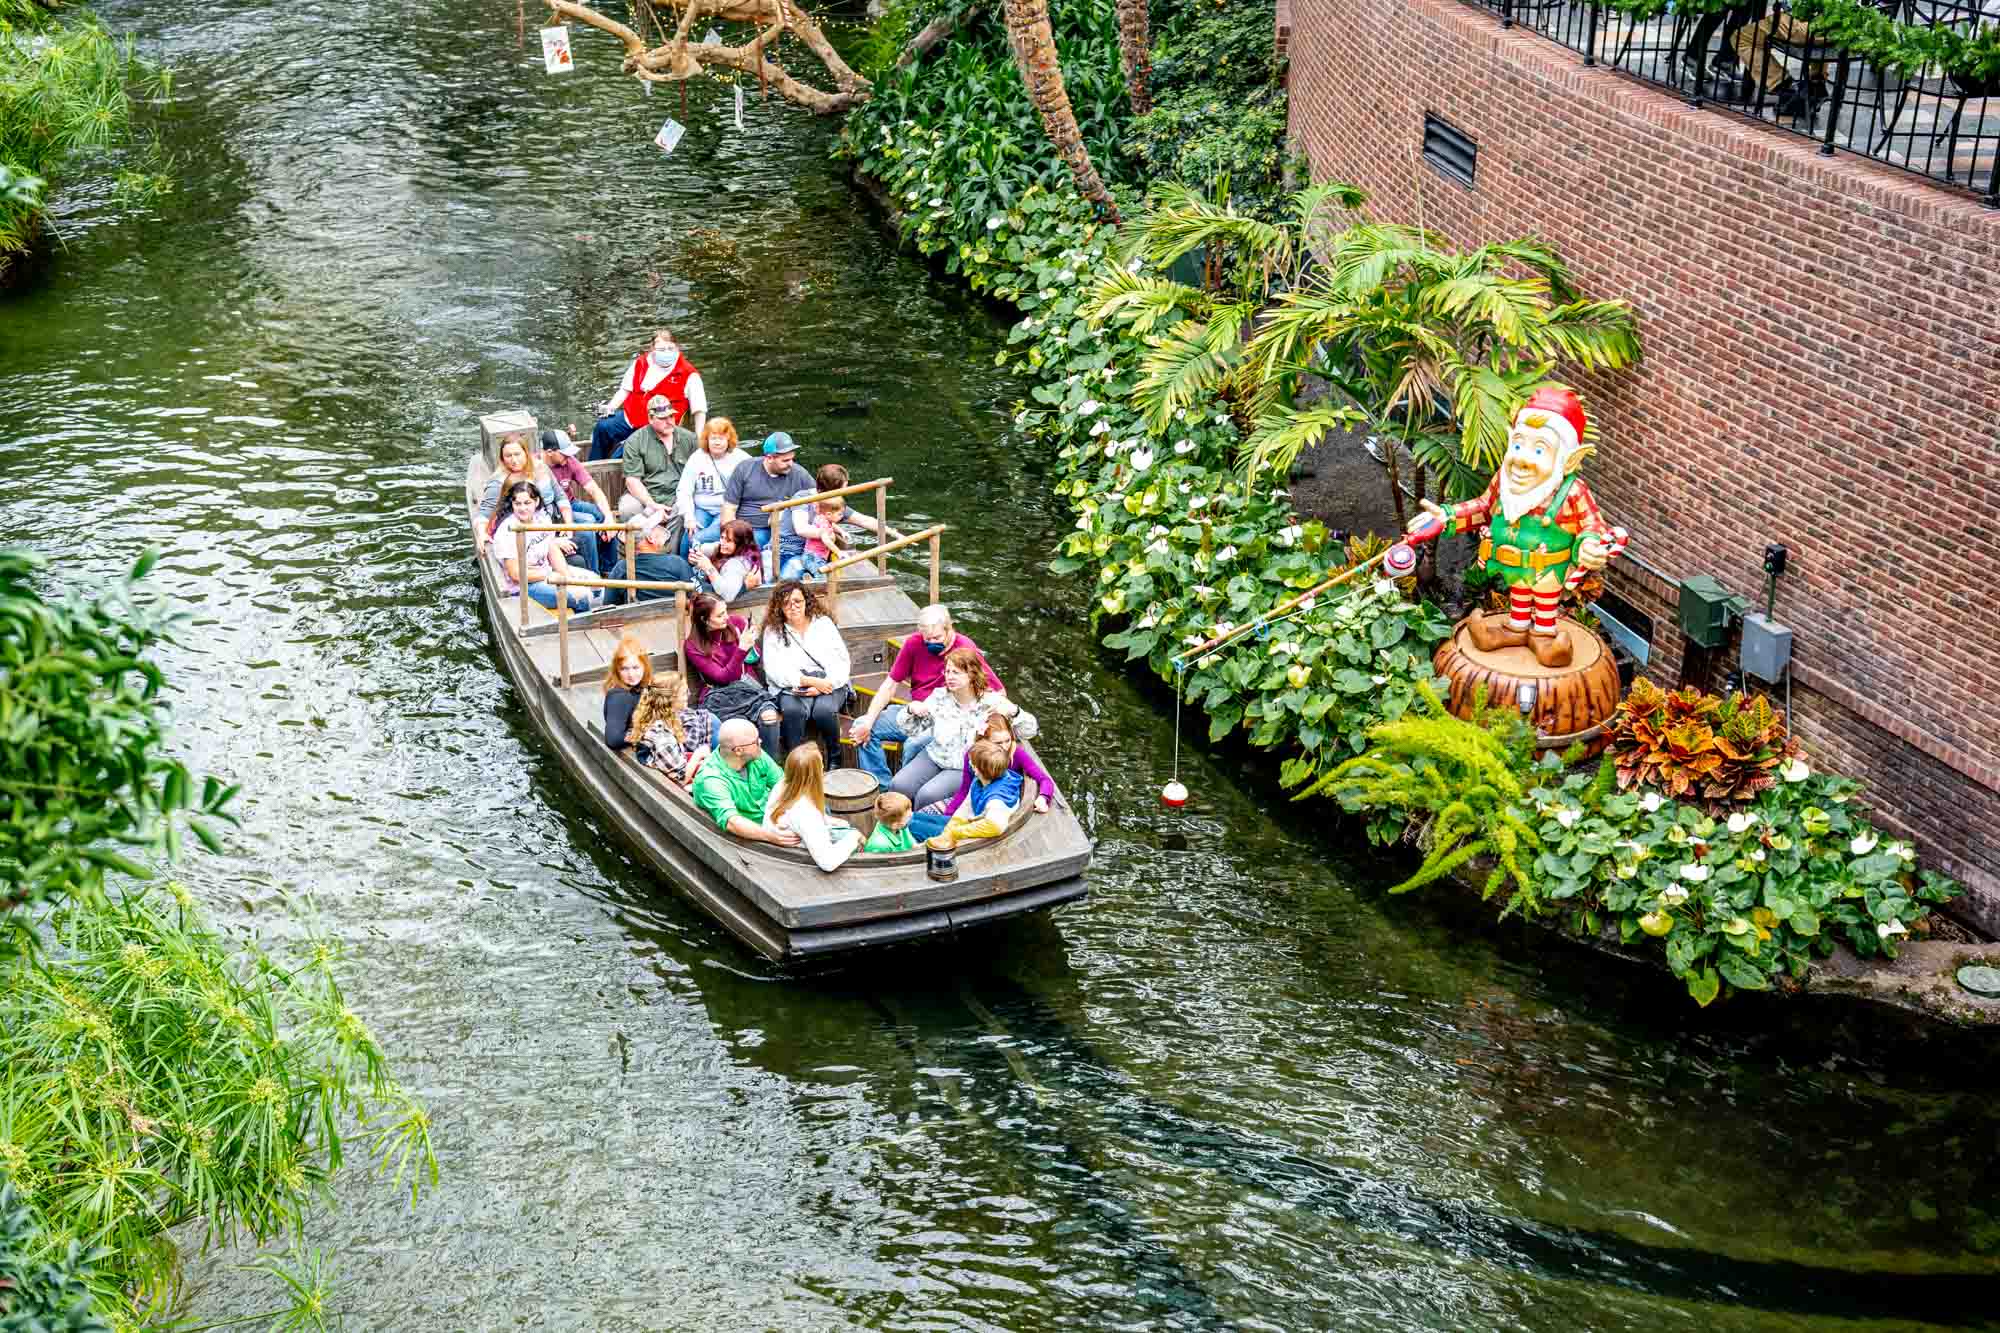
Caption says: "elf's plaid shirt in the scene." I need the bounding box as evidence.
[1447,473,1613,544]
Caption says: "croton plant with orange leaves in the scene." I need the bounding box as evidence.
[1606,677,1800,805]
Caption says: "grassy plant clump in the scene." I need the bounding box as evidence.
[0,3,171,276]
[0,550,436,1326]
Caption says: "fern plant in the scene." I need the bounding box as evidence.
[1293,681,1543,913]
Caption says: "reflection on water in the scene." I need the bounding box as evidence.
[2,0,1998,1326]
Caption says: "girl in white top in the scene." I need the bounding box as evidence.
[764,744,859,872]
[890,646,1037,809]
[759,579,851,759]
[676,416,751,546]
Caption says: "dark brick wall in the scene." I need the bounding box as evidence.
[1286,0,2000,929]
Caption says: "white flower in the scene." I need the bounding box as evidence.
[1889,841,1916,863]
[1555,808,1581,829]
[1781,758,1811,783]
[1371,674,1388,685]
[1212,622,1235,639]
[1877,920,1908,940]
[1145,538,1169,555]
[1188,495,1209,510]
[1073,514,1090,530]
[1137,610,1158,628]
[1214,412,1230,424]
[1727,811,1756,833]
[1373,578,1398,598]
[1639,792,1663,813]
[1750,848,1766,862]
[1616,839,1649,859]
[1132,449,1154,471]
[1850,832,1879,856]
[1079,399,1101,415]
[1216,545,1236,562]
[987,216,1004,230]
[1089,420,1111,437]
[1148,524,1169,538]
[1660,885,1690,906]
[1270,640,1297,657]
[1127,257,1144,274]
[1680,863,1711,883]
[1175,438,1196,455]
[1191,584,1216,600]
[1179,482,1193,493]
[1277,524,1304,546]
[929,197,943,206]
[1616,862,1638,879]
[1174,407,1187,420]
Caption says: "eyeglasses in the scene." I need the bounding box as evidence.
[728,741,761,753]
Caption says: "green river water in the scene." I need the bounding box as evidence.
[3,0,1999,1326]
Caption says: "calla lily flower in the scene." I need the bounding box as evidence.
[1781,758,1811,783]
[1680,863,1711,882]
[1850,832,1879,855]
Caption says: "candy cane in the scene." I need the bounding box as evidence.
[1567,526,1628,590]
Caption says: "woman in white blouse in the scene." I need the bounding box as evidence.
[675,416,751,551]
[889,646,1037,809]
[764,744,859,872]
[759,579,851,760]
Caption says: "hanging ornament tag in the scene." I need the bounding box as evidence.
[701,27,723,44]
[734,83,745,130]
[539,24,574,73]
[654,117,686,154]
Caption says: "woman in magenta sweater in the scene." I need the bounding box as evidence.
[683,591,781,758]
[907,712,1053,841]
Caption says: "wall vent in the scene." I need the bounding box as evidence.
[1422,114,1477,189]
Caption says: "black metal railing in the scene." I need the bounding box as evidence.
[1461,0,2000,205]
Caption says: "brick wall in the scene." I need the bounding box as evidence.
[1286,0,2000,930]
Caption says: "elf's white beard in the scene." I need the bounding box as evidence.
[1499,470,1560,524]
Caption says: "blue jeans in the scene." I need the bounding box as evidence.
[590,413,637,461]
[526,581,596,614]
[682,510,723,557]
[909,811,949,841]
[568,500,617,575]
[779,550,828,582]
[855,703,908,785]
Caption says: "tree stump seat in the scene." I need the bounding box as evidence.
[1432,615,1621,753]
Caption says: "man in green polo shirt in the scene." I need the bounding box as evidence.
[618,392,698,545]
[691,719,801,846]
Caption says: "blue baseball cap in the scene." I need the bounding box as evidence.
[762,431,797,455]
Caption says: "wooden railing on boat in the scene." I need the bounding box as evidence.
[822,523,947,607]
[765,476,895,577]
[512,521,646,630]
[544,573,699,690]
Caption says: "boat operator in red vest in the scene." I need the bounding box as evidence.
[588,328,707,461]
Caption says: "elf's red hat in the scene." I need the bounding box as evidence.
[1516,387,1586,453]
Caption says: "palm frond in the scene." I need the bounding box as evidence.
[1081,268,1211,334]
[1240,401,1373,481]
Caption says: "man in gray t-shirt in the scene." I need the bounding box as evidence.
[721,431,814,551]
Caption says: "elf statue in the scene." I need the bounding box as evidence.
[1406,386,1625,669]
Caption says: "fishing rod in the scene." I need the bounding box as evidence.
[1158,514,1445,808]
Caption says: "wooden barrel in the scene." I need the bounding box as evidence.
[1432,615,1622,755]
[824,766,881,841]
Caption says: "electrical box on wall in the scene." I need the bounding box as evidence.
[1677,576,1741,649]
[1740,613,1793,682]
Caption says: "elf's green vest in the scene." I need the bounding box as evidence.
[1474,475,1579,586]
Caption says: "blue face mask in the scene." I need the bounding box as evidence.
[923,639,948,656]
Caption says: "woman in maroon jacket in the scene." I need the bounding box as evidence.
[683,592,781,758]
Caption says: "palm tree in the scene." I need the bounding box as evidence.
[1090,183,1643,525]
[1082,179,1366,434]
[1239,225,1641,522]
[1114,0,1151,115]
[1002,0,1121,219]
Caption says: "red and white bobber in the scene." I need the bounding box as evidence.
[1160,780,1189,808]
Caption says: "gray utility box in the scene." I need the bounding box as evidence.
[1740,612,1793,682]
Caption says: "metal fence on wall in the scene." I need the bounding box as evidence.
[1459,0,2000,205]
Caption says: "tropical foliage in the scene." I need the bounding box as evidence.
[844,0,1964,1011]
[1126,0,1293,217]
[1607,676,1799,805]
[0,551,435,1327]
[0,2,170,276]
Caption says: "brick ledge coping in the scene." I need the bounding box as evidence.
[1396,0,2000,225]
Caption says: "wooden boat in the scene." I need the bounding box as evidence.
[463,413,1091,962]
